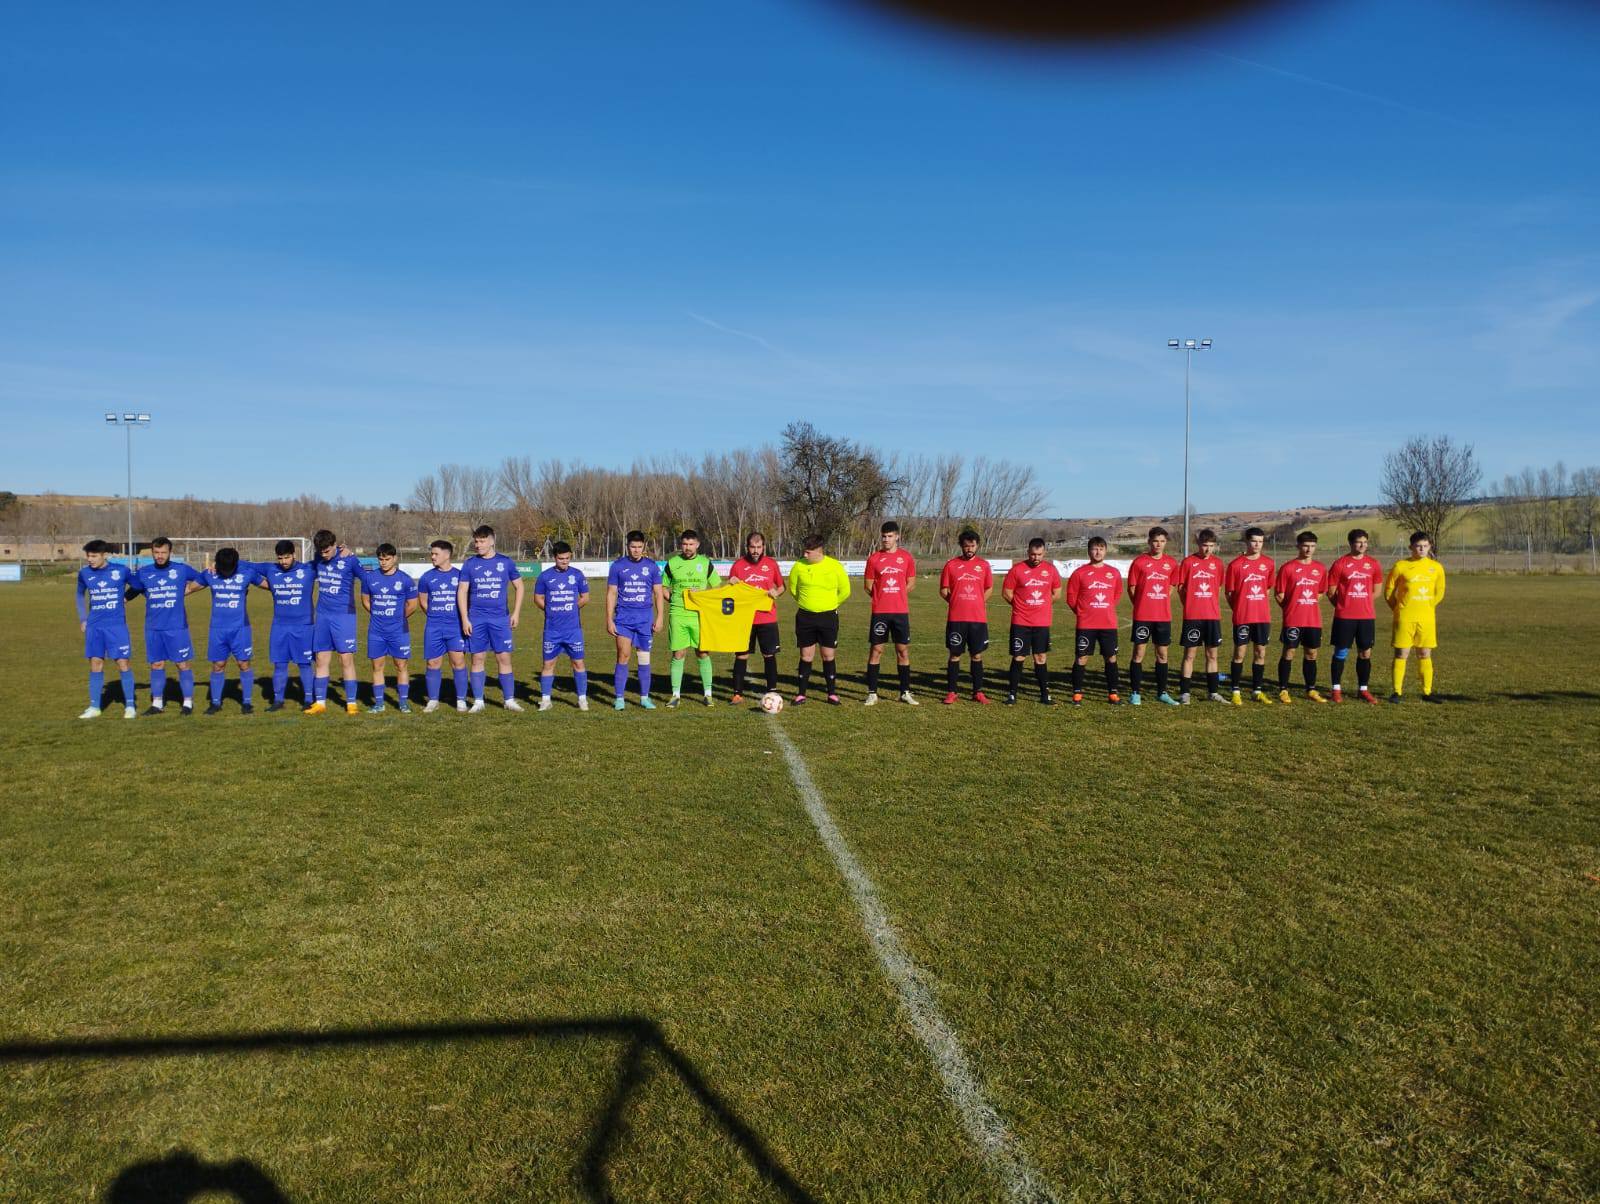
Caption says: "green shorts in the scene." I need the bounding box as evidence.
[669,610,702,652]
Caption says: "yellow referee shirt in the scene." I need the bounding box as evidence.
[788,556,851,612]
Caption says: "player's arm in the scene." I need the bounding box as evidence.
[1383,563,1401,607]
[769,567,785,599]
[652,580,665,632]
[456,578,472,636]
[1273,564,1289,607]
[404,585,420,619]
[75,574,89,631]
[1065,572,1080,612]
[604,583,618,634]
[864,563,877,600]
[509,576,524,627]
[938,567,952,602]
[1434,563,1446,606]
[577,578,590,609]
[532,580,548,613]
[1126,563,1140,604]
[835,561,850,607]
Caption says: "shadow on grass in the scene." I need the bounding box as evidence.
[0,1017,816,1204]
[1494,689,1600,702]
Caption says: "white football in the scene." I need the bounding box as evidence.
[760,691,784,714]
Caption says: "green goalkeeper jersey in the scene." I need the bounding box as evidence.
[661,553,721,612]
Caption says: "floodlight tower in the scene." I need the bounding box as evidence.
[1166,339,1211,552]
[104,411,151,561]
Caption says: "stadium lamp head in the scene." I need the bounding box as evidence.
[1167,339,1180,348]
[122,412,137,421]
[136,413,151,423]
[104,413,117,423]
[1184,339,1197,348]
[1200,339,1212,348]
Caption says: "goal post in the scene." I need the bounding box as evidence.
[169,536,312,568]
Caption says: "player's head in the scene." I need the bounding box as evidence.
[313,529,337,560]
[802,533,824,561]
[150,536,172,566]
[473,525,495,555]
[744,531,766,561]
[552,540,572,570]
[1347,528,1369,555]
[1197,528,1218,557]
[1296,531,1317,558]
[1026,537,1046,565]
[215,547,240,577]
[958,529,980,557]
[429,539,453,568]
[1146,526,1168,555]
[879,520,900,551]
[274,539,296,568]
[1409,531,1432,558]
[679,529,700,556]
[376,542,398,571]
[83,539,108,568]
[1087,535,1107,563]
[625,530,647,560]
[1243,526,1265,555]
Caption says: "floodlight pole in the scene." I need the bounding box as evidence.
[1167,339,1211,551]
[105,412,151,561]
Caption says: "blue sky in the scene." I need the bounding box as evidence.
[3,0,1598,516]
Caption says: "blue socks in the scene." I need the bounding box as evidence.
[299,667,315,704]
[119,670,135,707]
[540,673,554,699]
[453,669,467,703]
[397,681,409,704]
[574,670,587,698]
[150,667,167,706]
[426,667,441,701]
[240,668,253,704]
[210,672,224,705]
[315,675,329,704]
[639,663,652,698]
[178,668,194,702]
[273,665,288,702]
[614,664,628,698]
[499,673,515,703]
[343,678,358,707]
[89,670,104,707]
[471,670,486,700]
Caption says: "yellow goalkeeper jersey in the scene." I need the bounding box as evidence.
[1384,556,1446,614]
[684,583,776,653]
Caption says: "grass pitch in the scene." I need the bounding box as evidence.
[1,572,1597,1200]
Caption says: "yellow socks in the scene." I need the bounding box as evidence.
[1420,658,1433,695]
[1393,659,1407,695]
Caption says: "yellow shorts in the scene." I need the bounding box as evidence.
[1392,610,1437,650]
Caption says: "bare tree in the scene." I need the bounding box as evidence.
[1379,435,1480,549]
[777,422,901,545]
[959,456,1048,543]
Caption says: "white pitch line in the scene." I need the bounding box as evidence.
[770,724,1057,1204]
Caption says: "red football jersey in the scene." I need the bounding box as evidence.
[1066,562,1122,630]
[1177,554,1224,620]
[864,549,916,615]
[1225,554,1276,624]
[940,556,993,622]
[1275,559,1328,628]
[1003,560,1061,627]
[728,555,783,625]
[1127,553,1179,622]
[1327,554,1383,620]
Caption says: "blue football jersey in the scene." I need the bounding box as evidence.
[460,553,520,617]
[131,561,204,631]
[77,563,135,625]
[361,567,418,629]
[199,565,264,629]
[313,551,362,615]
[418,566,461,625]
[535,565,588,633]
[263,561,316,624]
[607,555,662,614]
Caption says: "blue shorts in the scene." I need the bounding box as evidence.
[614,612,654,652]
[270,623,314,666]
[313,611,358,654]
[424,624,466,659]
[542,632,585,661]
[84,623,133,661]
[468,615,513,654]
[208,625,254,663]
[367,626,412,660]
[145,628,194,663]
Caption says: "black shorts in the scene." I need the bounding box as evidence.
[795,609,839,650]
[1009,625,1051,656]
[945,621,990,656]
[1182,619,1223,648]
[1330,617,1376,651]
[1075,629,1118,658]
[869,613,911,646]
[1233,621,1272,647]
[747,622,780,657]
[1130,621,1171,647]
[1280,625,1323,649]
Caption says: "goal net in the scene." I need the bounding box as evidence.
[169,536,313,569]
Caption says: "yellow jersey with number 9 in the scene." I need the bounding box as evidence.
[684,584,776,653]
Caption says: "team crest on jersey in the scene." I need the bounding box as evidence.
[295,569,304,579]
[110,570,121,581]
[168,568,177,580]
[497,563,505,574]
